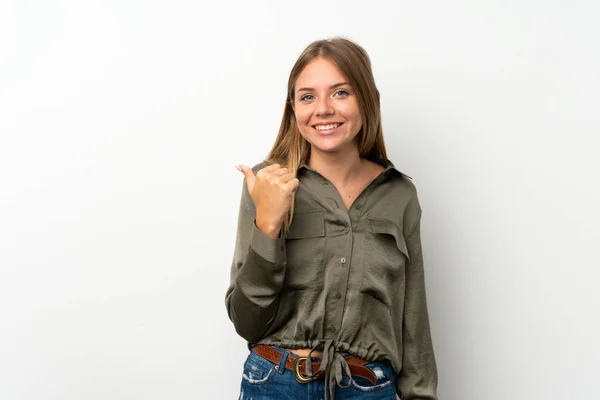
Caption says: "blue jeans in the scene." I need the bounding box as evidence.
[238,345,397,399]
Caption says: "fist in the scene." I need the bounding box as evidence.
[236,163,299,237]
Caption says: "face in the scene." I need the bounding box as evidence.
[292,57,363,155]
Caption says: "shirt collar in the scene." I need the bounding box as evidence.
[298,158,411,179]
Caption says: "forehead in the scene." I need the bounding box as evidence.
[295,57,348,88]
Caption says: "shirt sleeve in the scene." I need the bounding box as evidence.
[224,177,287,343]
[396,202,439,400]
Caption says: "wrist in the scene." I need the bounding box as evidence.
[255,216,282,239]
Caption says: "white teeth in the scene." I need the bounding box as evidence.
[314,123,341,131]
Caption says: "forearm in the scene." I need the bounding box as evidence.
[225,180,287,342]
[397,207,438,399]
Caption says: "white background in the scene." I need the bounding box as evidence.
[1,1,599,399]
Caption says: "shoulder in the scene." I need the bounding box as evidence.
[395,170,419,197]
[377,158,419,198]
[377,159,422,224]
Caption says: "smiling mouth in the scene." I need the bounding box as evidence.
[313,123,343,131]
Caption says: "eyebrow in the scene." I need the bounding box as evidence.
[296,82,349,93]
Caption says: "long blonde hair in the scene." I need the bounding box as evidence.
[266,37,389,233]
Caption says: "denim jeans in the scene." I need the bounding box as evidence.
[238,345,397,400]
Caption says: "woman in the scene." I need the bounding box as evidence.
[225,37,438,400]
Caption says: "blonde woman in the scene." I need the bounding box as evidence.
[226,38,438,400]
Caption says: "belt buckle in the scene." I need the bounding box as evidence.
[294,357,318,384]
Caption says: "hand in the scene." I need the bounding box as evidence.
[236,163,299,238]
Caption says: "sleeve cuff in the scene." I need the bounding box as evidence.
[249,219,286,264]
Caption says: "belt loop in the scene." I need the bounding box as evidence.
[276,348,288,375]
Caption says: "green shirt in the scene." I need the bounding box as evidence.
[225,158,438,400]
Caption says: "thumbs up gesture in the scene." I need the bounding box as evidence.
[236,163,300,239]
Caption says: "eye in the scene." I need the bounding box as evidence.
[334,90,349,98]
[300,94,315,101]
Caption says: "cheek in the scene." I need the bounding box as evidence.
[294,108,312,127]
[338,102,361,124]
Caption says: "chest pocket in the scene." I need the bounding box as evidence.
[284,210,326,290]
[362,217,410,308]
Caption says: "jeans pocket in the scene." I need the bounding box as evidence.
[350,363,395,394]
[241,353,277,386]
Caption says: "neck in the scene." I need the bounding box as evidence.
[308,147,364,188]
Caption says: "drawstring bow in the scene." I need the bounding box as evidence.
[304,339,353,400]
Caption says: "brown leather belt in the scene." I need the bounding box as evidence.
[251,344,378,385]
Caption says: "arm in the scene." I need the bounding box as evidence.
[224,178,287,343]
[396,205,438,399]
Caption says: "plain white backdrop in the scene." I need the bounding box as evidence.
[1,1,599,399]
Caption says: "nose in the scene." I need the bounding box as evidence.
[315,96,334,116]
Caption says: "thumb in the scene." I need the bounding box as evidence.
[235,165,256,191]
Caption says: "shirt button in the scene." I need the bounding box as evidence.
[340,257,346,264]
[335,292,341,299]
[344,228,350,234]
[331,326,337,333]
[356,204,362,210]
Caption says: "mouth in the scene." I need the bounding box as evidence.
[312,122,343,135]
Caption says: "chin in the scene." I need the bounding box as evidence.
[301,129,357,153]
[309,140,349,154]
